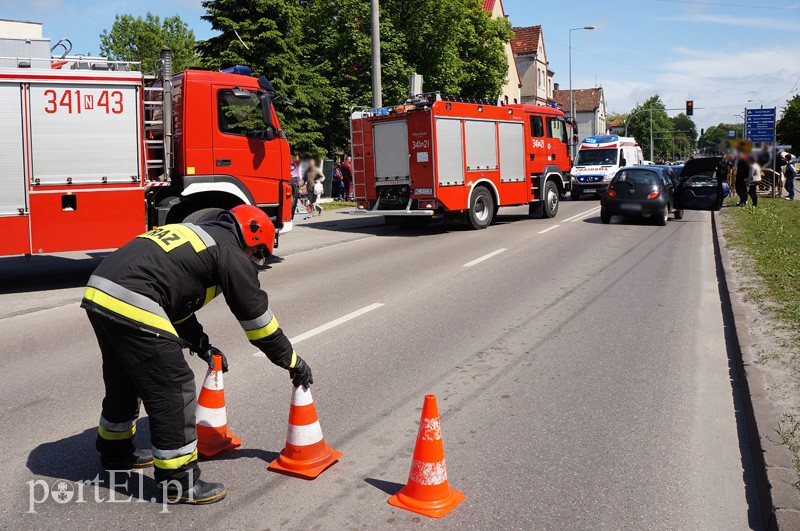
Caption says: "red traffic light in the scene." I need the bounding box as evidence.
[686,100,694,116]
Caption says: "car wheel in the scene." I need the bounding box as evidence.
[656,205,668,226]
[600,209,612,224]
[674,209,684,220]
[467,186,494,229]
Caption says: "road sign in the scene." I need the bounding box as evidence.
[727,130,736,139]
[745,107,776,142]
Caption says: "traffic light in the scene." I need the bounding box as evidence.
[686,100,694,116]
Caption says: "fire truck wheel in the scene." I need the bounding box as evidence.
[467,187,494,229]
[541,181,559,218]
[183,207,225,223]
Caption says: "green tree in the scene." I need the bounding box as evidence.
[198,0,331,157]
[698,123,742,155]
[100,13,198,73]
[777,94,800,151]
[304,0,512,153]
[625,95,675,161]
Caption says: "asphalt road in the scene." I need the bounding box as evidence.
[0,200,756,529]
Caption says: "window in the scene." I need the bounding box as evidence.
[530,115,544,138]
[217,90,266,136]
[546,117,567,142]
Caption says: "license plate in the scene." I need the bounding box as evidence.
[620,203,641,211]
[584,189,597,194]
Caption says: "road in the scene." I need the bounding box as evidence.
[0,201,756,529]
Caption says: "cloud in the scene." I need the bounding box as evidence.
[667,13,800,31]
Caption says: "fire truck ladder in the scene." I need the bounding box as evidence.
[143,49,175,183]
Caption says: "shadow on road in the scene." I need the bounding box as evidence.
[199,448,279,464]
[0,254,107,295]
[364,477,404,495]
[26,422,161,502]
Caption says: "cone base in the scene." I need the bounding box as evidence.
[268,446,342,479]
[388,486,465,518]
[196,426,242,457]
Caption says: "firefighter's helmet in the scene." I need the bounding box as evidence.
[229,205,275,258]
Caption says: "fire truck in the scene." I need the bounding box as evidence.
[350,93,575,229]
[0,24,294,257]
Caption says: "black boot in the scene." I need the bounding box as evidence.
[101,448,154,470]
[166,479,227,505]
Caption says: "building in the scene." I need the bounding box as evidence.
[482,0,521,104]
[511,25,554,106]
[553,87,607,137]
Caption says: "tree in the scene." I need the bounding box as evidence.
[625,95,675,161]
[303,0,512,153]
[698,123,742,155]
[671,113,697,142]
[777,94,800,151]
[100,13,198,73]
[198,0,331,157]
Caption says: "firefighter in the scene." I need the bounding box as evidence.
[81,205,313,504]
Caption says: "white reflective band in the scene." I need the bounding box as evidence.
[152,439,198,460]
[203,370,224,391]
[239,308,274,331]
[417,417,442,441]
[195,404,228,428]
[291,385,314,407]
[99,415,137,432]
[408,459,448,486]
[183,223,217,248]
[286,420,324,446]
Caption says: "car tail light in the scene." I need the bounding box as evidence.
[647,190,661,199]
[607,189,617,198]
[419,199,437,209]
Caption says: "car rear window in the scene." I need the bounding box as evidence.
[613,169,660,185]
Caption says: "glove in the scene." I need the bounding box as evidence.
[197,345,229,373]
[289,356,313,388]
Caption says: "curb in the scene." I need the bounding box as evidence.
[712,211,800,530]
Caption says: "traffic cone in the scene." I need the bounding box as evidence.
[388,394,465,518]
[268,385,342,479]
[195,354,242,457]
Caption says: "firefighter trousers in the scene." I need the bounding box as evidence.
[87,311,200,489]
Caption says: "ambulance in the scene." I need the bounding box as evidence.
[570,135,643,200]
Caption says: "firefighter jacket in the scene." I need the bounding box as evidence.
[80,217,296,370]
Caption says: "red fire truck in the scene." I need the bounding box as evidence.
[350,93,575,229]
[0,37,294,257]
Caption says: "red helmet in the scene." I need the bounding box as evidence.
[230,205,275,256]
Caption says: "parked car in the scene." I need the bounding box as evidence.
[600,158,725,226]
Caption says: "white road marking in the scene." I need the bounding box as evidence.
[568,206,602,223]
[562,206,601,223]
[463,248,507,268]
[538,225,560,234]
[253,303,384,355]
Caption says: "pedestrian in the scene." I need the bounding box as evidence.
[81,206,313,504]
[748,159,762,207]
[784,153,795,200]
[304,159,325,217]
[332,159,344,201]
[342,155,353,201]
[735,154,751,206]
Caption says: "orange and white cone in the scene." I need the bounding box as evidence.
[195,354,242,457]
[268,385,342,479]
[388,394,465,518]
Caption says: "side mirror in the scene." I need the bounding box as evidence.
[259,91,274,130]
[620,158,627,167]
[258,75,277,95]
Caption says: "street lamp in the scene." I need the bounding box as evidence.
[569,25,594,158]
[733,114,744,139]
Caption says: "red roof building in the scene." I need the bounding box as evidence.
[482,0,521,104]
[511,25,554,107]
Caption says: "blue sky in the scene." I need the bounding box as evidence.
[3,0,799,131]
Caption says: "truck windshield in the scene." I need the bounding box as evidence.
[575,148,618,166]
[217,90,268,136]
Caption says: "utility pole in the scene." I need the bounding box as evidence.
[650,111,654,162]
[371,0,382,109]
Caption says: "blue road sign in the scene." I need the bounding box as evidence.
[745,107,776,142]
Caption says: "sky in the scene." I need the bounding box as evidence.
[2,0,799,132]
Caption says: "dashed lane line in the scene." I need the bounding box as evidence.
[462,248,507,268]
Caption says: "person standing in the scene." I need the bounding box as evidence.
[735,155,751,206]
[332,159,344,201]
[784,153,795,200]
[81,206,313,504]
[304,159,325,217]
[748,159,762,207]
[342,156,353,201]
